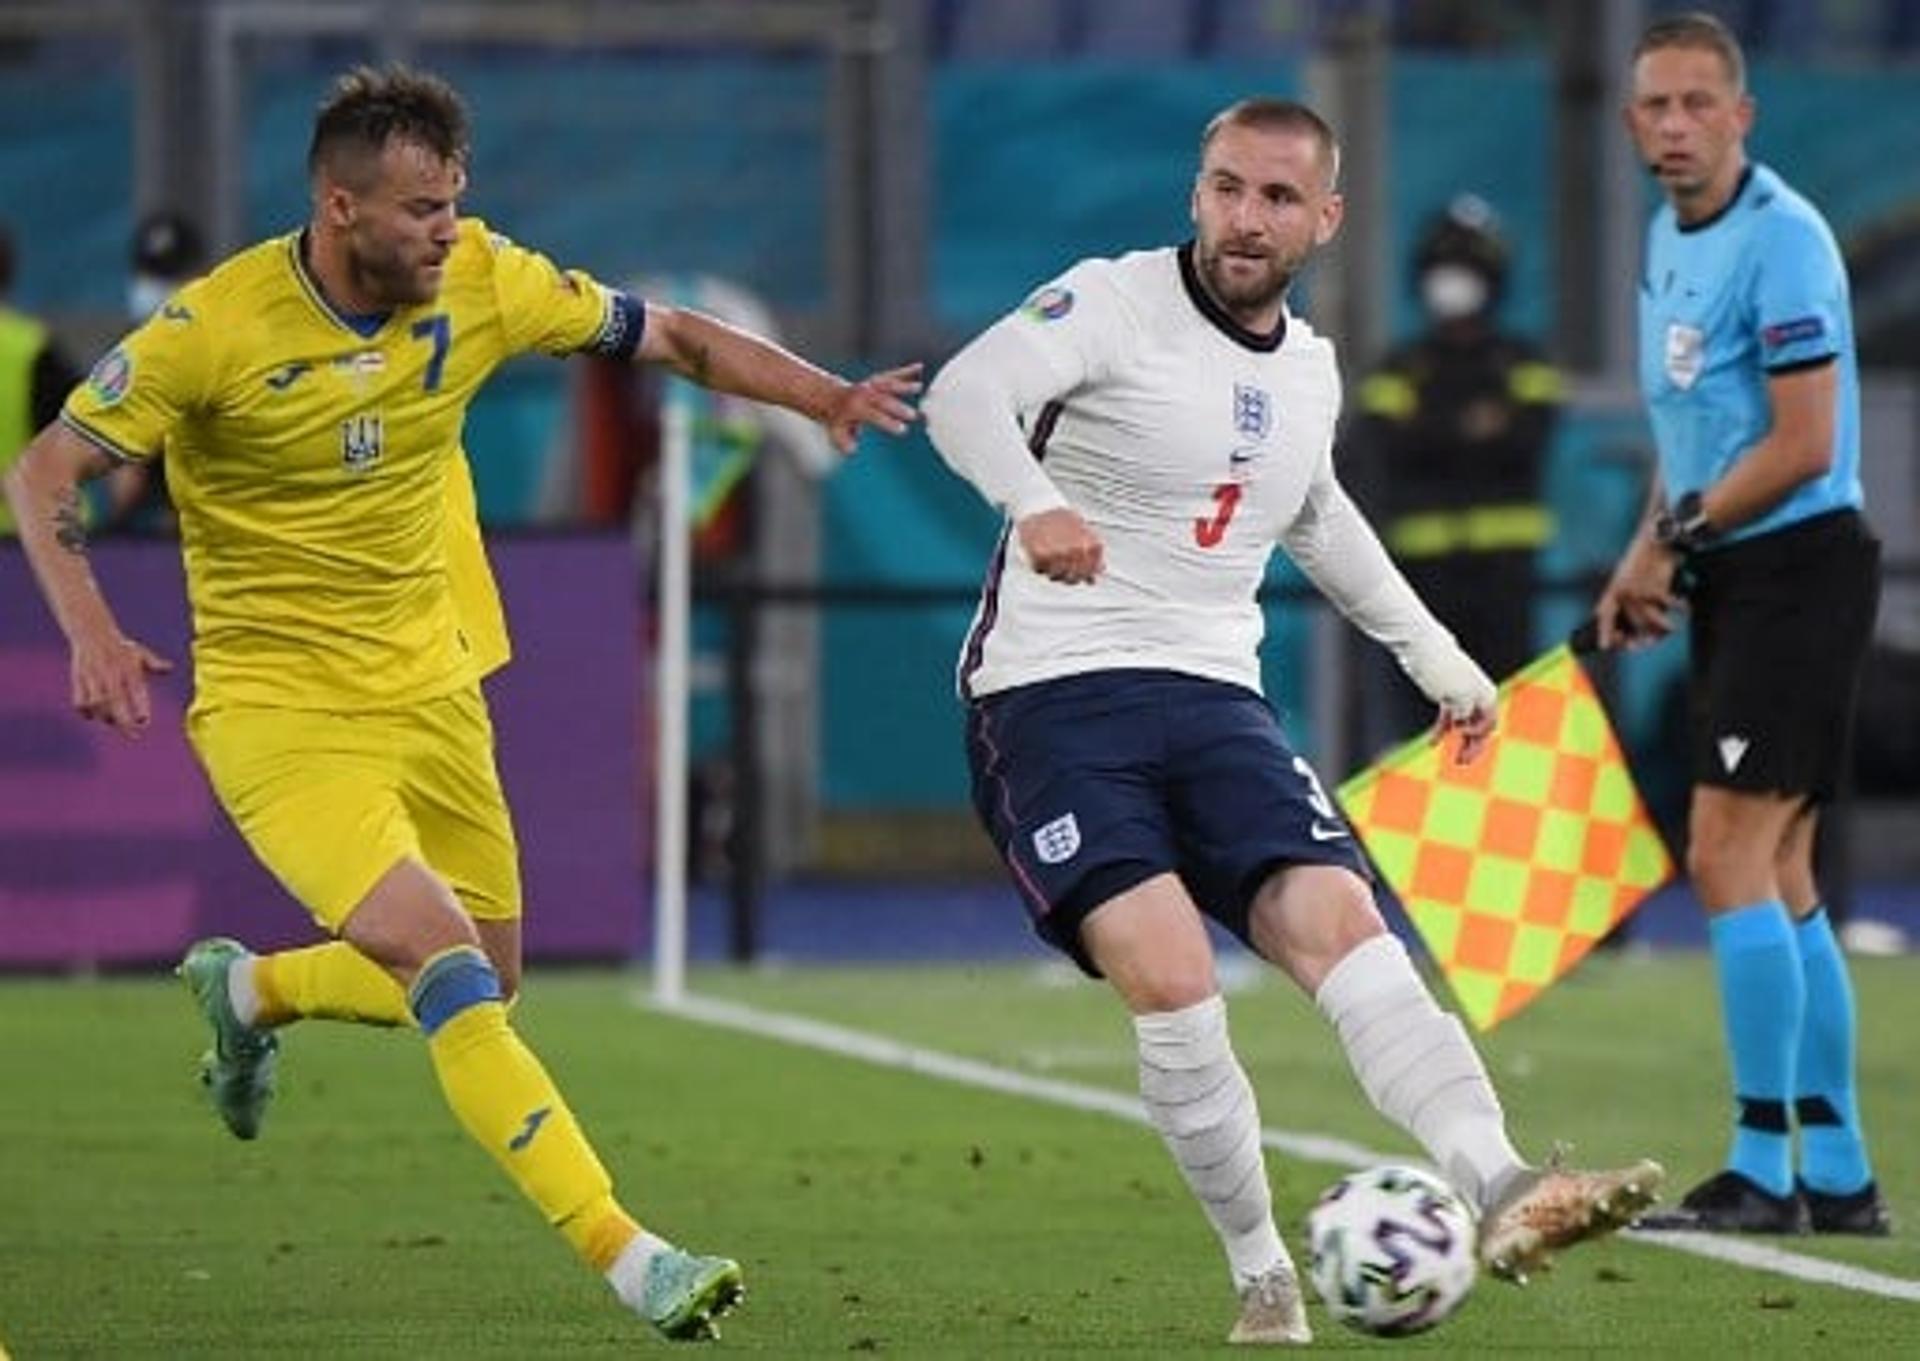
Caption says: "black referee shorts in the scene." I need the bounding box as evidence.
[1687,508,1881,802]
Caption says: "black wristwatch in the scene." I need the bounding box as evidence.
[1654,490,1716,553]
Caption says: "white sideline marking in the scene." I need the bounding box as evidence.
[1621,1229,1920,1301]
[656,991,1395,1168]
[651,990,1920,1304]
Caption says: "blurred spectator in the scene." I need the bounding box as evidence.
[127,209,206,321]
[0,221,80,536]
[1345,195,1563,743]
[104,209,207,532]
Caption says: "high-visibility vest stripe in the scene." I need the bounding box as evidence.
[0,307,51,536]
[1386,503,1556,557]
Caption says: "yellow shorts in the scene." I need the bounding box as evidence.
[188,685,522,932]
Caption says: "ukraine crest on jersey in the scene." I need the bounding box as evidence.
[61,219,642,712]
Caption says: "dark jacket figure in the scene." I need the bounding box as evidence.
[1348,196,1562,734]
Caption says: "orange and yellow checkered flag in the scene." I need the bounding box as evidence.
[1337,643,1675,1031]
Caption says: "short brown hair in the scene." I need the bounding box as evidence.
[1199,97,1341,187]
[1633,12,1747,91]
[308,65,470,187]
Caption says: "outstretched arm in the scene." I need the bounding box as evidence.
[635,303,919,454]
[3,423,173,735]
[1283,474,1497,762]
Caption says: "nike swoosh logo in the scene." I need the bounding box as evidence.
[1310,821,1350,841]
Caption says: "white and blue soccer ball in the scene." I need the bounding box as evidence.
[1305,1164,1478,1337]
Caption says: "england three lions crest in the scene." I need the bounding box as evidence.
[1031,812,1081,865]
[1233,383,1273,441]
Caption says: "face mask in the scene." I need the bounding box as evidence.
[1420,264,1490,322]
[128,275,173,320]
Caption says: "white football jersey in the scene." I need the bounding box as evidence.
[928,245,1349,699]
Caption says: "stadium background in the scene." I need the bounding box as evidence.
[3,0,1918,972]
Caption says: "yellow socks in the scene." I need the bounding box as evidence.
[246,941,642,1270]
[568,1197,643,1272]
[255,942,411,1027]
[412,947,639,1269]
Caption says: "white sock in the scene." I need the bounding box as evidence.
[1135,995,1290,1287]
[1314,934,1524,1212]
[605,1230,674,1305]
[226,952,263,1027]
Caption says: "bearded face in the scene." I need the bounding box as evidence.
[334,138,465,308]
[1190,122,1342,328]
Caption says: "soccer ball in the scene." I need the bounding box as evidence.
[1305,1164,1478,1336]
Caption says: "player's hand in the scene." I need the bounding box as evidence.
[1018,507,1105,584]
[1401,638,1495,763]
[823,362,923,454]
[69,630,173,737]
[1595,537,1683,649]
[1436,702,1496,766]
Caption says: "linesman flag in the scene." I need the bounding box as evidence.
[1337,638,1674,1031]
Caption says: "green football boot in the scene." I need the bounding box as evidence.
[177,937,279,1141]
[639,1248,745,1342]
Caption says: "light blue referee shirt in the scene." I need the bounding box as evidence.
[1636,162,1863,545]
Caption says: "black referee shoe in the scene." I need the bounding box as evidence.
[1801,1179,1893,1236]
[1632,1169,1808,1234]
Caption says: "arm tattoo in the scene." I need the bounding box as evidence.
[52,488,88,555]
[685,340,713,388]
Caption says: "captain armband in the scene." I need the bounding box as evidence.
[583,289,646,362]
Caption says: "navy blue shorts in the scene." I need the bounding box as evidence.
[965,669,1369,975]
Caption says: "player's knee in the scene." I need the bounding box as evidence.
[1250,865,1384,989]
[1684,833,1748,898]
[494,964,521,1006]
[409,945,505,1035]
[1131,964,1218,1013]
[344,859,482,973]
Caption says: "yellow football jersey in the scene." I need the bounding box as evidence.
[62,219,641,711]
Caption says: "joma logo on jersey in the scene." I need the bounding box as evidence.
[340,413,384,472]
[264,361,311,391]
[1233,383,1272,440]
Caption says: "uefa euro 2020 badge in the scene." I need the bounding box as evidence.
[1022,285,1075,323]
[86,347,134,408]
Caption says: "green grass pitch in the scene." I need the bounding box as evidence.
[2,951,1916,1355]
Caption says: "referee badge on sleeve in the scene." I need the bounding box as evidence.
[1032,812,1082,865]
